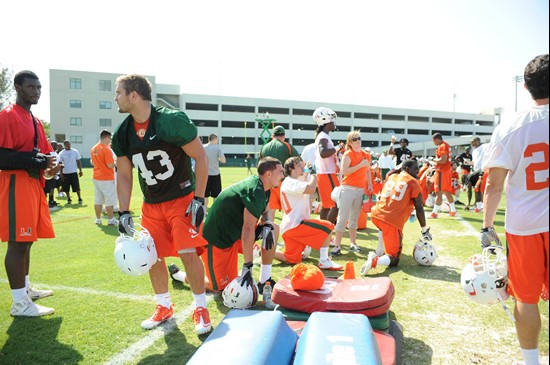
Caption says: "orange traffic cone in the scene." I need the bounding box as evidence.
[339,261,356,280]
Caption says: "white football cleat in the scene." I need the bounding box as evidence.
[11,296,54,317]
[318,258,343,271]
[27,287,54,300]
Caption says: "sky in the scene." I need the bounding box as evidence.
[1,0,548,122]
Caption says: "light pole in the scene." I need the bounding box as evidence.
[513,75,524,112]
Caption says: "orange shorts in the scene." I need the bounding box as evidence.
[434,169,452,193]
[474,173,488,193]
[0,171,54,242]
[141,194,207,258]
[268,185,282,210]
[200,240,244,291]
[506,231,549,304]
[317,173,340,209]
[371,217,403,258]
[281,219,334,264]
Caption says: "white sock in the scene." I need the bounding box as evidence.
[260,264,272,284]
[193,293,207,309]
[376,231,385,256]
[12,288,27,302]
[449,202,456,212]
[433,205,440,214]
[521,348,539,365]
[320,247,329,262]
[25,275,30,289]
[476,202,483,210]
[377,255,391,268]
[155,292,171,309]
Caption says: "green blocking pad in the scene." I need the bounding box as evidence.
[276,306,390,331]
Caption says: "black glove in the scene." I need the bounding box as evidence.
[261,222,275,250]
[421,227,432,241]
[118,211,134,235]
[185,196,206,228]
[238,262,254,288]
[480,227,502,251]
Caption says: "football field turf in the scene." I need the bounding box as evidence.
[0,167,548,364]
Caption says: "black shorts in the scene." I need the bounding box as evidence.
[467,170,482,187]
[44,178,58,193]
[62,173,80,193]
[205,174,222,198]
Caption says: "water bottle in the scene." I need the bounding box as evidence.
[263,282,276,309]
[409,212,417,223]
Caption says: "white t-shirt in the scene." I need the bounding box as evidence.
[280,176,310,233]
[472,143,487,172]
[58,148,81,174]
[314,131,337,174]
[300,143,317,167]
[482,104,549,235]
[378,154,395,169]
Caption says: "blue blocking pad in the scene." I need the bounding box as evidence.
[187,309,298,365]
[294,312,382,365]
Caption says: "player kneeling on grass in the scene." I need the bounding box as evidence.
[361,160,432,275]
[274,156,343,271]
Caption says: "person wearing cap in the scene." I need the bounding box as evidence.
[378,149,395,180]
[389,137,413,164]
[259,125,299,215]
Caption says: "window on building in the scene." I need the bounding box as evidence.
[292,123,317,131]
[292,108,315,116]
[69,136,83,144]
[292,138,315,146]
[99,101,112,109]
[220,137,255,145]
[70,117,82,126]
[99,80,111,91]
[222,121,247,128]
[194,119,219,127]
[363,140,378,147]
[336,111,351,118]
[258,107,289,115]
[382,128,404,134]
[454,130,473,136]
[356,126,378,133]
[408,129,430,135]
[222,104,255,113]
[408,116,429,122]
[336,125,351,132]
[99,118,112,126]
[381,141,392,146]
[455,119,472,125]
[54,134,66,142]
[476,120,494,127]
[435,130,453,136]
[70,100,82,108]
[433,117,452,124]
[69,78,81,89]
[381,114,405,121]
[355,112,379,119]
[186,102,219,111]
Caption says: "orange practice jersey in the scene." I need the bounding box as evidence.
[371,171,421,230]
[435,142,452,172]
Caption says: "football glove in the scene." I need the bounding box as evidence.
[421,227,432,241]
[261,222,275,250]
[480,227,502,251]
[238,262,254,288]
[185,197,205,228]
[118,211,134,235]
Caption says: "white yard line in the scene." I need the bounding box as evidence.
[0,278,153,302]
[456,215,481,236]
[105,294,215,365]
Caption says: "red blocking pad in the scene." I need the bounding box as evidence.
[288,319,396,365]
[272,277,395,317]
[187,310,298,365]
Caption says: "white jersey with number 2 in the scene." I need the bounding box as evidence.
[482,104,549,235]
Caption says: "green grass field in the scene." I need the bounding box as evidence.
[0,167,548,364]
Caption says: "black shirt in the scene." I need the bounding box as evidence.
[393,147,413,164]
[457,152,473,172]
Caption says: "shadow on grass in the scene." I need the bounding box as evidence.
[402,336,434,364]
[97,225,120,237]
[1,316,83,365]
[136,325,198,365]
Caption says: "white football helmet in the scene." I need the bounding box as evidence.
[461,246,509,306]
[413,240,438,266]
[222,277,259,309]
[114,225,158,276]
[330,186,342,205]
[425,193,435,208]
[313,107,337,126]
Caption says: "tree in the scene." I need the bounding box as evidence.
[0,65,14,110]
[42,120,51,139]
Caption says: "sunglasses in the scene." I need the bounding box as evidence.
[351,137,361,142]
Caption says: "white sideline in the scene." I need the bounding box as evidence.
[0,278,153,302]
[105,294,215,365]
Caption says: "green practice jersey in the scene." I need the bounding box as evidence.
[259,139,299,165]
[112,105,197,204]
[203,175,269,248]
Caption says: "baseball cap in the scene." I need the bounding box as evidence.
[273,125,285,136]
[382,149,387,153]
[470,136,481,143]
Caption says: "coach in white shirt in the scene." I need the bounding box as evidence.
[377,149,395,180]
[58,140,84,204]
[465,136,487,211]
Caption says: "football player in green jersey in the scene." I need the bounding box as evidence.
[112,74,211,335]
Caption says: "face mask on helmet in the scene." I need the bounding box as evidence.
[114,225,158,276]
[313,107,337,127]
[222,277,259,309]
[461,246,509,306]
[413,240,438,266]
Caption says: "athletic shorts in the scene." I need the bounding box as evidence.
[141,194,207,258]
[474,172,488,193]
[200,239,244,291]
[506,231,549,304]
[433,169,452,193]
[467,170,482,187]
[61,172,80,193]
[268,184,282,210]
[281,219,334,264]
[371,217,403,259]
[317,173,340,209]
[93,179,117,206]
[205,174,222,198]
[44,178,57,194]
[0,170,55,242]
